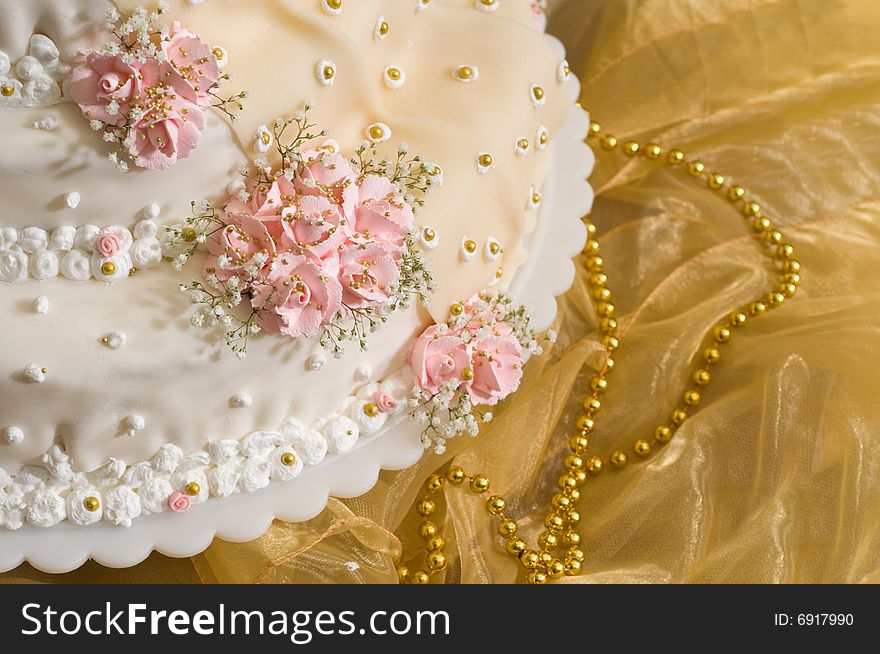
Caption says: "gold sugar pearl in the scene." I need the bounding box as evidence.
[532,86,545,101]
[532,191,543,205]
[489,241,502,256]
[280,452,297,467]
[323,66,335,80]
[363,402,380,417]
[185,482,201,497]
[423,228,436,241]
[83,497,100,512]
[387,67,401,80]
[478,153,494,168]
[449,303,464,317]
[101,262,117,276]
[369,125,385,140]
[463,239,478,254]
[461,367,474,381]
[539,131,549,146]
[378,21,390,36]
[517,138,530,151]
[495,267,504,279]
[456,66,475,81]
[327,0,342,8]
[182,228,198,242]
[1,84,14,97]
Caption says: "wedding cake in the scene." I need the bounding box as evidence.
[0,0,580,532]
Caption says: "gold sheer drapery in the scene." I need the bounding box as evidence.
[5,0,880,584]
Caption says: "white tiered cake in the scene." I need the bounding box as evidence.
[0,0,587,545]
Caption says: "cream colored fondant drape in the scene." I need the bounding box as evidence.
[5,0,880,584]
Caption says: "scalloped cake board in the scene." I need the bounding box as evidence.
[0,77,594,575]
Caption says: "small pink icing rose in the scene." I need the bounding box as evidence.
[529,1,548,31]
[225,175,297,241]
[280,195,349,260]
[206,215,277,281]
[354,175,414,245]
[295,151,359,225]
[466,334,525,406]
[168,491,191,513]
[70,53,150,126]
[338,243,401,309]
[95,233,123,257]
[161,23,222,107]
[127,93,205,170]
[410,325,472,395]
[374,391,398,414]
[254,257,343,338]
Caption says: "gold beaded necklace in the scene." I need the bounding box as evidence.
[397,118,801,584]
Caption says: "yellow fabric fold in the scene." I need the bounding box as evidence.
[5,0,880,584]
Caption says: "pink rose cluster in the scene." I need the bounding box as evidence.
[70,22,221,170]
[410,299,525,407]
[206,150,415,339]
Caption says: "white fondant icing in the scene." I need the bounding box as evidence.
[32,296,49,314]
[2,427,24,445]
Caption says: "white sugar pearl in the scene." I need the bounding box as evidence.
[307,352,327,372]
[103,332,126,350]
[126,415,146,435]
[143,204,161,220]
[354,363,373,382]
[64,192,81,209]
[3,426,24,445]
[230,393,253,409]
[33,296,49,314]
[24,363,46,384]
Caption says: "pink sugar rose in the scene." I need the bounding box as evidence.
[280,195,349,260]
[374,391,398,414]
[70,53,150,126]
[206,215,277,281]
[95,233,123,257]
[168,491,191,513]
[530,1,548,31]
[354,175,414,245]
[295,151,359,223]
[466,334,525,406]
[127,91,205,171]
[254,256,343,338]
[338,243,401,309]
[161,22,222,107]
[410,325,472,395]
[225,175,296,242]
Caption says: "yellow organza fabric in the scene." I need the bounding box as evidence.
[5,0,880,584]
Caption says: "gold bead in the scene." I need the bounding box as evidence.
[563,529,581,546]
[498,519,518,537]
[622,140,640,156]
[586,255,604,271]
[364,402,380,417]
[446,466,466,485]
[426,535,446,552]
[693,369,711,386]
[767,230,783,245]
[449,303,464,317]
[575,415,594,432]
[768,292,786,307]
[185,482,201,497]
[83,496,100,512]
[101,261,117,276]
[671,408,688,426]
[749,301,767,316]
[633,439,652,457]
[644,143,663,160]
[599,317,618,334]
[602,335,620,352]
[600,134,618,150]
[469,476,490,494]
[548,560,565,578]
[573,470,587,486]
[552,493,572,511]
[566,510,581,526]
[784,259,801,274]
[708,173,725,190]
[589,376,608,394]
[780,282,798,298]
[590,272,608,287]
[539,531,560,551]
[777,243,795,259]
[753,217,772,233]
[520,550,540,569]
[592,287,612,303]
[568,547,586,562]
[478,153,494,168]
[703,347,721,364]
[667,149,685,165]
[564,488,581,502]
[729,311,748,328]
[545,513,565,531]
[417,499,436,516]
[714,326,732,344]
[565,455,585,472]
[426,551,447,572]
[597,302,615,318]
[587,456,604,475]
[728,185,746,202]
[688,161,705,177]
[744,201,762,217]
[280,452,297,467]
[527,571,548,585]
[486,495,506,515]
[583,397,601,414]
[582,238,599,255]
[397,564,411,583]
[683,390,701,407]
[588,121,601,138]
[654,425,673,443]
[419,521,438,539]
[570,435,590,455]
[426,474,444,493]
[610,450,628,469]
[506,538,527,556]
[557,474,578,491]
[563,559,583,576]
[410,570,430,585]
[460,367,474,381]
[784,272,801,286]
